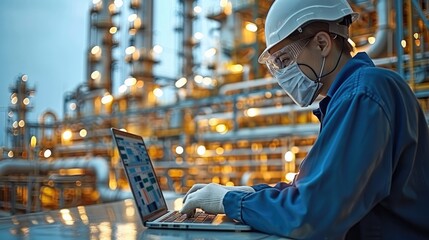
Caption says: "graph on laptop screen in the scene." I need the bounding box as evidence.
[116,134,166,216]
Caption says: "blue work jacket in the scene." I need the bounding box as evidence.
[223,52,429,239]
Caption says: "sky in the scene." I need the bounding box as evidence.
[0,0,182,146]
[0,0,90,145]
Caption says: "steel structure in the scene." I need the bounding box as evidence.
[1,0,428,215]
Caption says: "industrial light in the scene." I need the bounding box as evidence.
[197,145,206,156]
[91,71,101,80]
[193,6,202,14]
[285,172,297,182]
[175,77,187,88]
[101,93,113,104]
[128,14,137,22]
[153,45,163,54]
[43,149,52,158]
[215,124,228,134]
[79,129,87,138]
[175,146,184,155]
[204,48,216,58]
[30,136,37,148]
[194,75,203,84]
[125,46,136,55]
[124,77,137,86]
[244,108,259,117]
[23,98,30,105]
[245,22,258,32]
[69,103,76,111]
[284,151,295,162]
[18,120,25,127]
[153,88,163,97]
[62,130,72,141]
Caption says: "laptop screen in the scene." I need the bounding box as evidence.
[111,128,168,222]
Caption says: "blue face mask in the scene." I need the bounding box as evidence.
[276,57,325,107]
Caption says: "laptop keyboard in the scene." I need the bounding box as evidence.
[160,211,216,223]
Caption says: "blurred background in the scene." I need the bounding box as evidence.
[0,0,428,216]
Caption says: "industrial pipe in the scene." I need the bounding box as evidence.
[0,157,132,202]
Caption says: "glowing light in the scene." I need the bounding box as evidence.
[194,75,203,84]
[202,77,212,86]
[30,136,37,148]
[208,118,219,126]
[118,84,127,94]
[215,147,224,155]
[12,121,18,128]
[101,93,113,104]
[245,108,260,117]
[215,124,228,134]
[23,98,30,105]
[197,145,206,156]
[91,71,101,80]
[193,6,202,14]
[401,40,407,48]
[91,46,101,55]
[18,120,25,127]
[175,146,184,155]
[175,77,187,88]
[153,45,163,54]
[8,151,14,158]
[125,46,136,55]
[62,130,72,141]
[69,103,76,111]
[285,172,297,182]
[11,96,18,105]
[124,77,137,86]
[347,38,356,48]
[114,0,123,8]
[413,33,419,39]
[153,88,163,97]
[204,48,216,58]
[128,14,137,22]
[245,22,258,32]
[194,32,204,40]
[21,75,28,81]
[136,80,144,88]
[44,149,52,158]
[230,64,243,73]
[284,151,295,162]
[109,27,117,34]
[367,36,376,45]
[291,146,300,153]
[79,129,87,137]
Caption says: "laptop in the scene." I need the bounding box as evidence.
[110,128,252,231]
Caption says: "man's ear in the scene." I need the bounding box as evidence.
[315,32,332,57]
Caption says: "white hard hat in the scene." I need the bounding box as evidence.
[258,0,359,64]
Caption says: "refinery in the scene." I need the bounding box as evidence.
[1,0,429,217]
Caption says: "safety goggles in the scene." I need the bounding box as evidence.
[264,38,312,77]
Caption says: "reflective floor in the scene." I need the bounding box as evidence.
[0,199,279,240]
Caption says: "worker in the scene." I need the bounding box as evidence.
[181,0,429,239]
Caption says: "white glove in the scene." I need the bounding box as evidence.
[180,183,230,215]
[183,183,255,203]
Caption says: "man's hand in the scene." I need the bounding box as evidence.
[180,183,230,216]
[183,183,255,203]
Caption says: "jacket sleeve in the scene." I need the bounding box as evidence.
[223,92,393,239]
